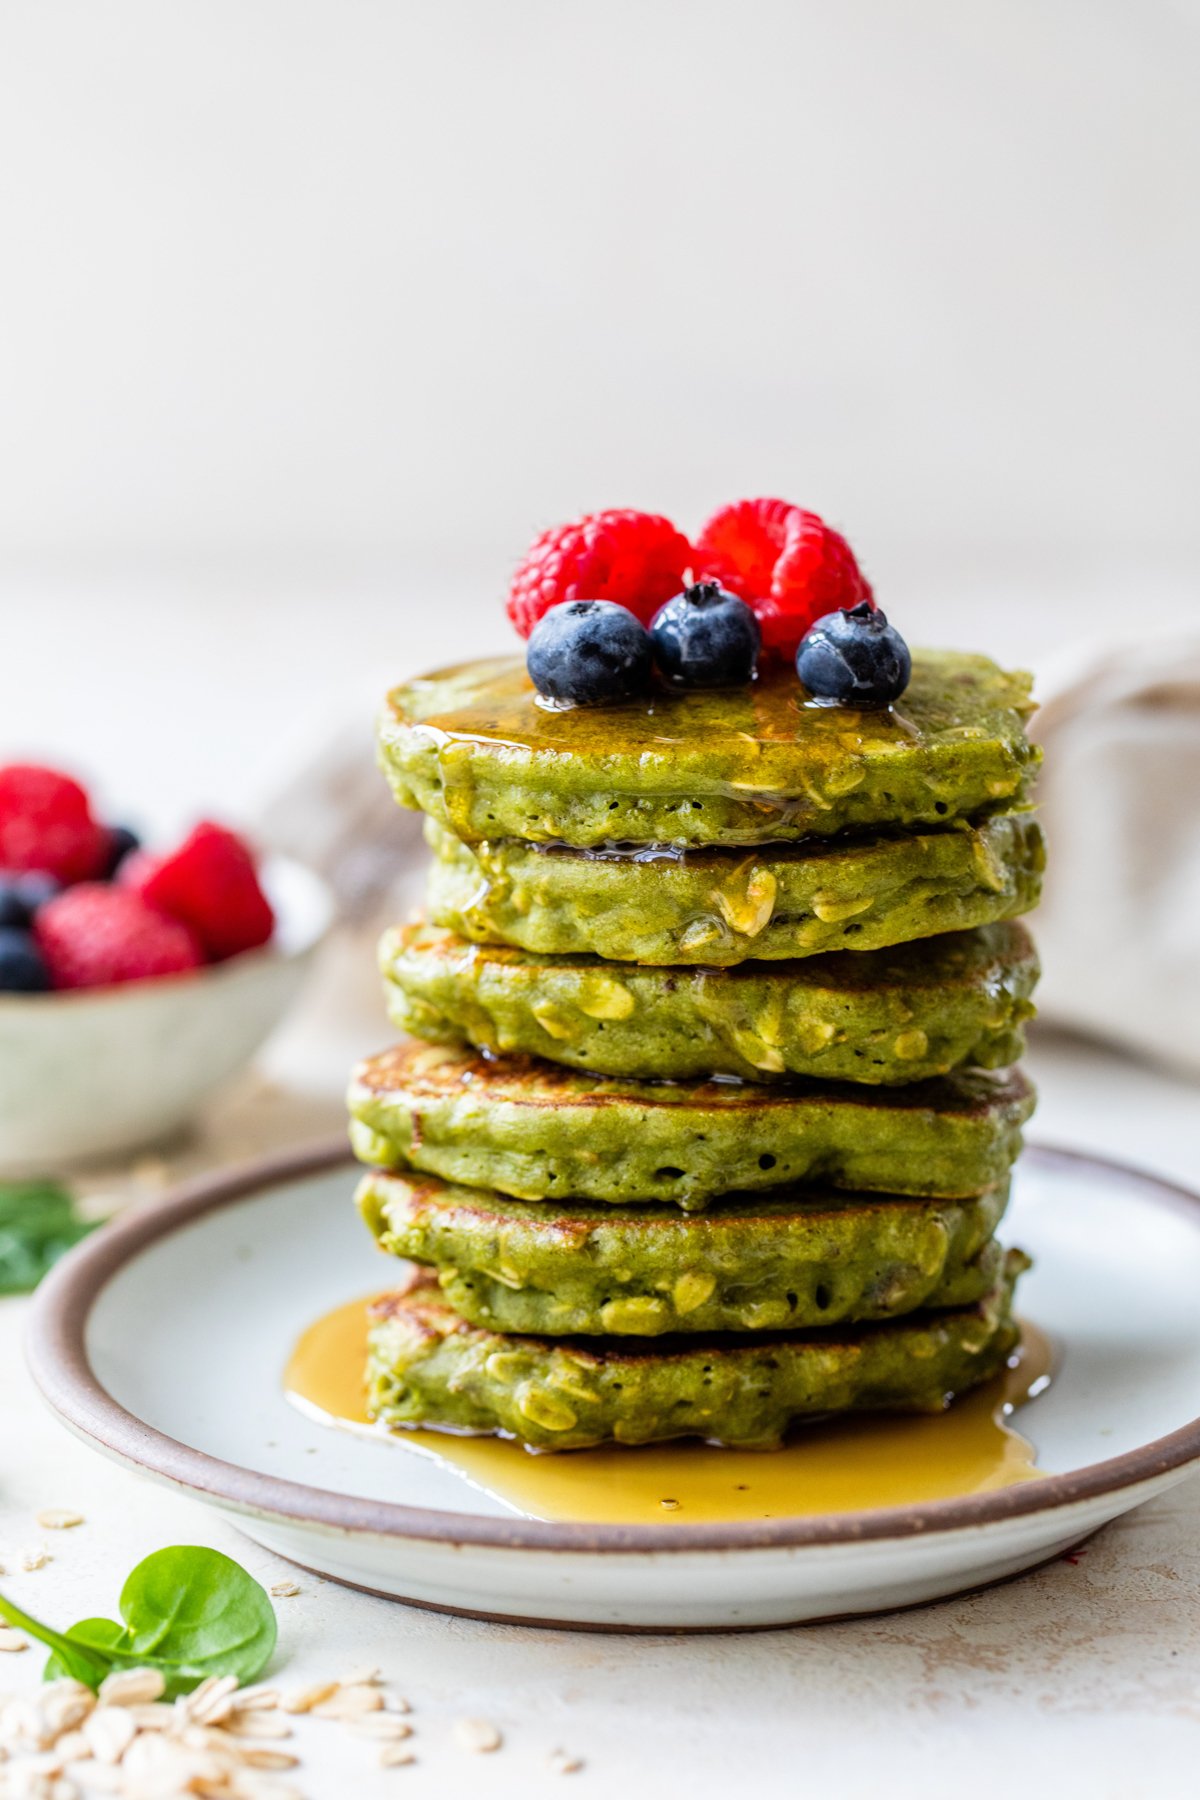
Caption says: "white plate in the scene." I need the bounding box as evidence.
[26,1143,1200,1631]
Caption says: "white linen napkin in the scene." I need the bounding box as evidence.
[1029,632,1200,1077]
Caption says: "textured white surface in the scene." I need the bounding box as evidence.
[2,1031,1199,1796]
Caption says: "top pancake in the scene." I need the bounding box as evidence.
[380,653,1039,849]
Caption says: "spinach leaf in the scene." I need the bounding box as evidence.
[43,1618,128,1684]
[115,1547,277,1689]
[0,1595,114,1688]
[0,1545,277,1695]
[0,1180,98,1295]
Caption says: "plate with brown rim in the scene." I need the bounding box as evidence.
[25,1142,1200,1631]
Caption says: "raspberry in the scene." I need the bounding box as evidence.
[35,885,202,990]
[123,822,275,962]
[693,499,872,660]
[507,509,694,637]
[0,764,106,883]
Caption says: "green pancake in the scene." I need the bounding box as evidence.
[424,812,1044,966]
[358,1166,1009,1336]
[348,1043,1035,1207]
[380,654,1039,850]
[366,1256,1025,1449]
[381,920,1038,1085]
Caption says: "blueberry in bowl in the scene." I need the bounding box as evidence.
[0,872,61,930]
[0,927,50,993]
[0,764,333,1170]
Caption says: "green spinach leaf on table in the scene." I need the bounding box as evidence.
[1,1546,278,1695]
[113,1545,278,1689]
[0,1180,97,1295]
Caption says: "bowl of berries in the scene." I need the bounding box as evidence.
[0,765,333,1171]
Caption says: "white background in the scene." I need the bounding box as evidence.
[1,0,1198,569]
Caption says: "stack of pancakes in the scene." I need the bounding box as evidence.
[347,650,1044,1450]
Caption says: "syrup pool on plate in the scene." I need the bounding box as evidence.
[284,1296,1054,1527]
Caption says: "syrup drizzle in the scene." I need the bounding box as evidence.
[284,1296,1053,1526]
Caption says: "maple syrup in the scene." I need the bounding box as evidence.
[285,1296,1053,1525]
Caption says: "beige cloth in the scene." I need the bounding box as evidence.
[260,635,1200,1081]
[1031,633,1200,1077]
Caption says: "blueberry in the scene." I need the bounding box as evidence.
[795,602,912,706]
[526,601,653,706]
[0,926,50,993]
[0,878,26,929]
[100,824,141,879]
[0,871,61,928]
[650,581,761,689]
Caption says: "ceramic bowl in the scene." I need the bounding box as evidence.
[0,857,333,1172]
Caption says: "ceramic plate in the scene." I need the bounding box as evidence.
[26,1143,1200,1631]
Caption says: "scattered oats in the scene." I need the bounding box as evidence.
[125,1704,175,1732]
[379,1743,417,1768]
[98,1668,165,1708]
[349,1716,412,1742]
[81,1705,137,1765]
[26,1748,71,1775]
[0,1655,445,1797]
[311,1685,382,1722]
[0,1631,27,1654]
[34,1513,84,1533]
[19,1547,51,1572]
[47,1781,82,1800]
[235,1747,300,1772]
[548,1748,585,1774]
[131,1154,170,1192]
[74,1190,128,1225]
[228,1689,279,1713]
[177,1723,236,1756]
[282,1680,339,1715]
[0,1694,49,1750]
[40,1683,94,1737]
[183,1674,240,1726]
[268,1581,301,1599]
[454,1717,503,1754]
[69,1768,123,1795]
[119,1730,210,1798]
[223,1711,292,1740]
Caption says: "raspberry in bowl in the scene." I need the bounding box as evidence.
[0,767,333,1171]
